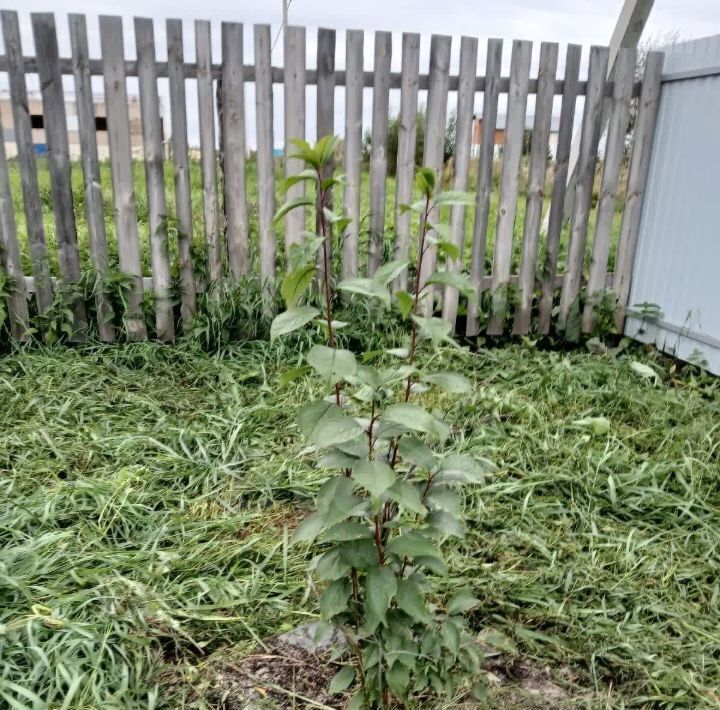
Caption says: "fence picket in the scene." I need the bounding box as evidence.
[392,32,420,292]
[254,24,276,314]
[166,18,197,331]
[442,36,478,327]
[367,31,392,276]
[32,12,88,340]
[99,15,147,340]
[69,13,115,341]
[487,39,532,335]
[558,46,609,333]
[466,38,503,336]
[418,34,452,316]
[342,29,364,281]
[1,10,53,318]
[135,17,174,340]
[582,47,635,333]
[195,20,222,285]
[538,44,581,334]
[613,51,664,331]
[283,26,306,258]
[0,109,29,339]
[221,21,250,281]
[512,41,559,335]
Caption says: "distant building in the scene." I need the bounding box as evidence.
[0,91,165,160]
[471,113,561,160]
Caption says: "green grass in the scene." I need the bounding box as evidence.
[1,334,718,707]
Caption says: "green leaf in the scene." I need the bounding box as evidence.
[316,477,365,526]
[572,416,611,435]
[320,578,351,620]
[270,306,320,340]
[297,400,363,448]
[273,196,316,224]
[415,167,436,197]
[292,514,324,544]
[283,167,318,190]
[422,371,472,394]
[411,315,456,346]
[425,271,477,300]
[353,460,396,499]
[278,365,312,385]
[433,190,474,206]
[280,264,316,307]
[436,239,460,261]
[398,436,435,469]
[316,134,339,166]
[307,345,358,385]
[441,617,461,655]
[394,290,414,318]
[382,403,450,442]
[318,448,360,469]
[436,453,495,485]
[387,480,426,516]
[387,531,443,560]
[288,137,321,167]
[630,360,661,384]
[425,486,461,515]
[365,566,396,628]
[321,521,373,542]
[415,555,448,576]
[339,539,379,570]
[386,663,410,696]
[373,259,409,286]
[315,549,350,580]
[447,590,479,615]
[337,277,391,307]
[329,665,356,694]
[396,576,432,624]
[427,510,465,538]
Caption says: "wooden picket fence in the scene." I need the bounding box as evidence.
[0,10,663,342]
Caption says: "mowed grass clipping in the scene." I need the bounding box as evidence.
[1,339,719,708]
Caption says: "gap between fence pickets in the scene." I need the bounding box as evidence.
[0,54,642,97]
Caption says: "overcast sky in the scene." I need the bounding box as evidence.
[1,0,719,147]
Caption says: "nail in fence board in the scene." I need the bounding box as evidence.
[254,24,276,314]
[99,14,147,340]
[537,44,582,334]
[487,39,532,335]
[221,21,250,280]
[342,29,364,281]
[69,13,115,341]
[135,17,174,341]
[442,36,478,327]
[582,47,635,333]
[418,34,452,316]
[466,38,503,336]
[512,41,559,335]
[367,31,392,276]
[0,108,29,338]
[1,10,53,317]
[392,32,420,292]
[166,18,197,331]
[195,20,223,285]
[558,46,609,333]
[283,25,306,260]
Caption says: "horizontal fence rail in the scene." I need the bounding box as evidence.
[0,10,662,343]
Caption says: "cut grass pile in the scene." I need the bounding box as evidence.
[1,337,719,707]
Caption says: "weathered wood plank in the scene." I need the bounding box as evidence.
[283,25,306,259]
[99,14,147,340]
[582,47,635,333]
[342,29,364,281]
[316,27,336,280]
[418,34,452,316]
[254,24,276,315]
[195,20,223,285]
[1,10,53,318]
[512,41,559,335]
[441,35,478,327]
[486,39,532,335]
[557,46,609,333]
[32,12,87,340]
[367,31,392,276]
[0,104,29,339]
[221,21,250,281]
[537,44,582,334]
[466,38,502,336]
[135,17,174,340]
[613,51,664,331]
[69,13,115,341]
[392,32,420,292]
[166,18,197,331]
